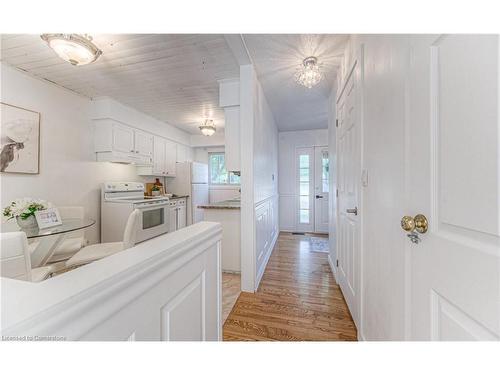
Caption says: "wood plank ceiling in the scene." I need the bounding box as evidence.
[1,34,240,134]
[243,34,348,131]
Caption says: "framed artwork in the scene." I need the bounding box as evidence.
[0,102,40,174]
[35,208,62,229]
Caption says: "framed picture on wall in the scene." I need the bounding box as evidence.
[0,102,40,174]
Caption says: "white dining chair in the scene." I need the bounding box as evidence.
[49,206,87,263]
[0,232,54,282]
[65,209,140,268]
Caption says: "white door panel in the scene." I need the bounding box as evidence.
[336,58,361,328]
[407,34,500,340]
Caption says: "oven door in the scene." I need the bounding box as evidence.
[136,202,169,243]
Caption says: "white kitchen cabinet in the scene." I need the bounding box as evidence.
[177,199,187,229]
[94,119,152,164]
[134,130,153,158]
[165,139,177,177]
[168,199,187,232]
[112,124,135,153]
[138,136,177,177]
[152,136,166,175]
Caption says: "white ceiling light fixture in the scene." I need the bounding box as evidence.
[294,56,323,89]
[40,34,102,66]
[199,119,216,136]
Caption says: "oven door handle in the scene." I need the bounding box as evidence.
[137,202,169,209]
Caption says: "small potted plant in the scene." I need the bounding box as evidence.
[151,185,161,196]
[3,198,51,229]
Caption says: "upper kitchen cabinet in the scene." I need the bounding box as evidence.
[219,79,240,172]
[134,130,154,158]
[94,119,152,164]
[137,136,177,177]
[164,139,177,176]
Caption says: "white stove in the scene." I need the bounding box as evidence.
[101,182,170,244]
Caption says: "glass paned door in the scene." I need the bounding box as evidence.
[296,148,314,232]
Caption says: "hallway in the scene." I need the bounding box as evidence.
[223,232,357,341]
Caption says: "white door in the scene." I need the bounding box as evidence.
[152,136,166,176]
[336,60,361,327]
[296,147,314,232]
[314,146,329,233]
[407,35,500,340]
[134,130,153,158]
[112,124,134,154]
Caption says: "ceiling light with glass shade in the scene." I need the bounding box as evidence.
[199,119,216,136]
[295,56,323,88]
[40,34,102,66]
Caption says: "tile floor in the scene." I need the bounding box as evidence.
[222,272,241,323]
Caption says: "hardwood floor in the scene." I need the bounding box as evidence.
[223,232,357,341]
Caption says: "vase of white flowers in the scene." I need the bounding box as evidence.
[3,198,51,229]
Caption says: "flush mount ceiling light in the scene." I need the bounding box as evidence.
[40,34,102,66]
[199,119,216,136]
[294,56,323,89]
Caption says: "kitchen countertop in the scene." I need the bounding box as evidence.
[144,195,189,199]
[198,199,241,210]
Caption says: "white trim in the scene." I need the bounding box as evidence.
[255,224,279,289]
[327,254,337,283]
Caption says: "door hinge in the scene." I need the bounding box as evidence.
[336,119,339,128]
[336,259,339,267]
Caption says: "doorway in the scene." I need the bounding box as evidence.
[295,146,329,233]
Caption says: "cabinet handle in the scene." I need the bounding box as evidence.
[135,150,139,153]
[130,150,134,153]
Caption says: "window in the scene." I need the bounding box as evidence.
[209,153,240,185]
[298,153,310,224]
[322,150,329,193]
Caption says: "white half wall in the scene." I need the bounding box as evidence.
[278,129,328,232]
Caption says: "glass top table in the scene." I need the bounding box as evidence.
[1,218,96,267]
[2,218,96,238]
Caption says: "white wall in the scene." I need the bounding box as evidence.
[0,63,191,244]
[239,64,279,292]
[278,129,328,232]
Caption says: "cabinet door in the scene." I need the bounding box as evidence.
[153,136,166,176]
[112,124,135,154]
[177,203,187,229]
[134,130,153,158]
[165,139,177,176]
[168,205,177,232]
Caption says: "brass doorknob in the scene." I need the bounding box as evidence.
[401,214,428,234]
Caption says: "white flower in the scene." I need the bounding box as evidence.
[3,198,52,221]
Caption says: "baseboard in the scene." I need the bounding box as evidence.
[327,254,337,283]
[255,230,279,290]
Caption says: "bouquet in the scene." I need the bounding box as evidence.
[3,198,51,221]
